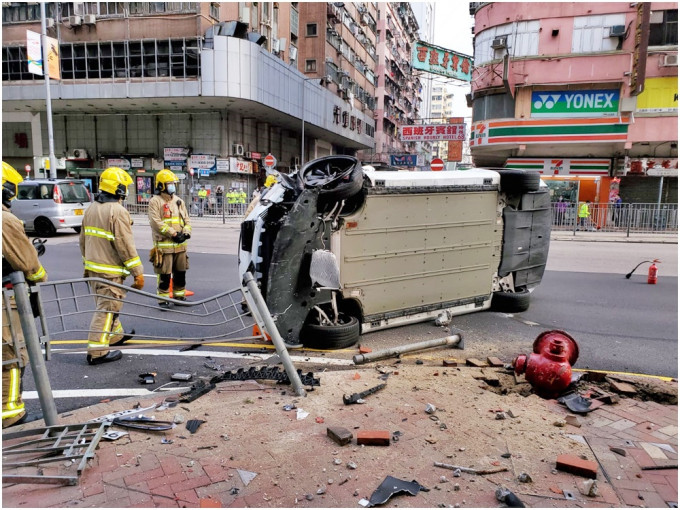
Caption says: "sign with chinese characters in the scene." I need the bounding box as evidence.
[230,158,253,174]
[531,90,620,118]
[412,41,472,82]
[216,159,230,173]
[630,2,650,95]
[130,158,144,168]
[163,147,190,161]
[189,154,216,170]
[627,158,678,176]
[390,155,418,167]
[107,158,130,170]
[399,123,466,142]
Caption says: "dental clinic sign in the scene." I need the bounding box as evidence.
[531,90,620,118]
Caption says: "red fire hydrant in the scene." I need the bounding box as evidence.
[512,330,579,398]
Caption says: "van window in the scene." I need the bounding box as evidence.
[17,184,38,200]
[58,182,89,203]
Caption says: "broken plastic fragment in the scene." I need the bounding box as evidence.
[557,393,593,414]
[495,487,526,508]
[367,476,428,507]
[282,404,296,411]
[186,419,205,434]
[296,408,309,420]
[237,469,257,486]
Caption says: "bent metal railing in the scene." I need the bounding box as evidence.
[34,277,269,354]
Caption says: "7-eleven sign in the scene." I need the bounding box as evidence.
[550,159,564,175]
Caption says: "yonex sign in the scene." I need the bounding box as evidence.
[531,90,620,118]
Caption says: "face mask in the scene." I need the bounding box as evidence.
[166,184,176,195]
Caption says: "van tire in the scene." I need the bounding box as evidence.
[497,169,541,194]
[300,314,360,350]
[491,286,531,313]
[34,217,56,237]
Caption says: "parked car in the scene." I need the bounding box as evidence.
[239,156,551,349]
[12,179,92,236]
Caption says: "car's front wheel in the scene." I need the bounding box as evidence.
[300,313,360,350]
[34,217,56,237]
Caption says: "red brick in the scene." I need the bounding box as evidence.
[147,470,188,490]
[171,475,213,494]
[199,497,222,507]
[124,466,165,487]
[175,488,200,506]
[619,488,644,507]
[653,482,679,502]
[555,454,598,478]
[487,356,504,367]
[638,490,670,508]
[466,358,487,367]
[356,430,390,446]
[359,346,372,354]
[82,481,105,497]
[160,455,184,475]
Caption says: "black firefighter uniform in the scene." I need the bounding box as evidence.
[79,200,143,359]
[2,205,47,427]
[148,193,192,299]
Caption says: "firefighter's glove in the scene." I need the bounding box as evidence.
[32,238,46,257]
[29,291,41,318]
[182,232,191,240]
[132,274,145,290]
[172,232,186,244]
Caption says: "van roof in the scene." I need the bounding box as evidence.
[363,168,501,188]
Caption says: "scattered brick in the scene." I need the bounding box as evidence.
[609,380,638,395]
[565,415,582,428]
[356,430,390,446]
[487,356,504,367]
[584,371,608,382]
[327,427,353,446]
[556,454,598,479]
[481,369,500,386]
[359,346,372,354]
[466,358,487,367]
[442,360,458,367]
[594,393,620,405]
[199,497,221,508]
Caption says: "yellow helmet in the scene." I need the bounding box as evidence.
[155,168,178,193]
[99,167,132,198]
[264,174,278,188]
[2,161,24,206]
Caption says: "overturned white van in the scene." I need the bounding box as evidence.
[239,156,551,349]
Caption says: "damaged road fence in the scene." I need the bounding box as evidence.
[34,276,273,355]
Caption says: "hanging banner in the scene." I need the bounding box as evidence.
[26,30,42,76]
[531,90,620,118]
[45,35,60,80]
[412,41,472,82]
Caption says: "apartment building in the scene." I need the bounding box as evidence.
[469,2,677,203]
[2,2,376,201]
[429,84,453,159]
[356,2,423,170]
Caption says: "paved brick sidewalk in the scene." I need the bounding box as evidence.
[2,366,677,508]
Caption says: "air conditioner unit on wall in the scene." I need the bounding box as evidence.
[71,149,89,159]
[608,25,626,37]
[662,54,678,67]
[69,15,82,26]
[83,14,96,25]
[232,144,244,156]
[491,37,507,50]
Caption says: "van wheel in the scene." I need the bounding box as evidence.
[491,286,531,313]
[301,156,364,207]
[73,226,81,234]
[496,169,540,194]
[34,217,56,237]
[300,314,360,350]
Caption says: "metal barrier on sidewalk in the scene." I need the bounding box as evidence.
[550,202,678,236]
[125,195,248,223]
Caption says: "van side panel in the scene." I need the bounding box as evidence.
[337,189,500,319]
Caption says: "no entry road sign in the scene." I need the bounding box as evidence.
[431,158,444,171]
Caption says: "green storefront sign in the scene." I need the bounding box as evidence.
[531,89,620,118]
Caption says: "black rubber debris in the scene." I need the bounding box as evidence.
[368,476,428,507]
[186,419,205,434]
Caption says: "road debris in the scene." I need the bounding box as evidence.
[353,335,463,365]
[357,430,390,446]
[557,392,594,414]
[296,408,309,420]
[367,476,428,507]
[347,461,358,470]
[171,373,192,382]
[434,462,508,475]
[343,383,386,405]
[186,419,205,434]
[237,469,257,486]
[581,479,599,497]
[555,454,598,478]
[495,487,525,508]
[327,426,353,446]
[610,446,627,457]
[425,403,436,414]
[102,430,128,441]
[565,415,582,427]
[517,472,532,483]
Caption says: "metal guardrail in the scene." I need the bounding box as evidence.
[125,195,249,221]
[550,202,678,236]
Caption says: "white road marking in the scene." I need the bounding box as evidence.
[23,388,162,399]
[53,348,355,366]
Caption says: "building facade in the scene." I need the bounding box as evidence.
[469,2,678,203]
[356,2,423,170]
[429,84,453,159]
[2,2,376,203]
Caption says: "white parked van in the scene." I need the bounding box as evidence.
[239,156,551,349]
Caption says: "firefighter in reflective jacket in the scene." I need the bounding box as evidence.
[2,162,47,427]
[80,167,144,365]
[149,169,192,309]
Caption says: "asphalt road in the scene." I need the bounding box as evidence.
[16,226,679,421]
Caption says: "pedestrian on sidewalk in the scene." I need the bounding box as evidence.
[197,186,207,217]
[2,162,48,427]
[80,167,144,365]
[216,186,224,213]
[555,196,568,226]
[578,200,594,231]
[149,169,192,309]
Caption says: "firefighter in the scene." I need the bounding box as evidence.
[149,169,192,309]
[2,162,47,427]
[80,167,144,365]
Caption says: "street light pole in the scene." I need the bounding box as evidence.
[40,2,57,179]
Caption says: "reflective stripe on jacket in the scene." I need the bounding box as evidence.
[148,193,191,254]
[2,205,48,284]
[578,203,590,218]
[79,201,142,279]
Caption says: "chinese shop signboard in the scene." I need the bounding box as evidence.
[399,123,466,142]
[411,41,472,82]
